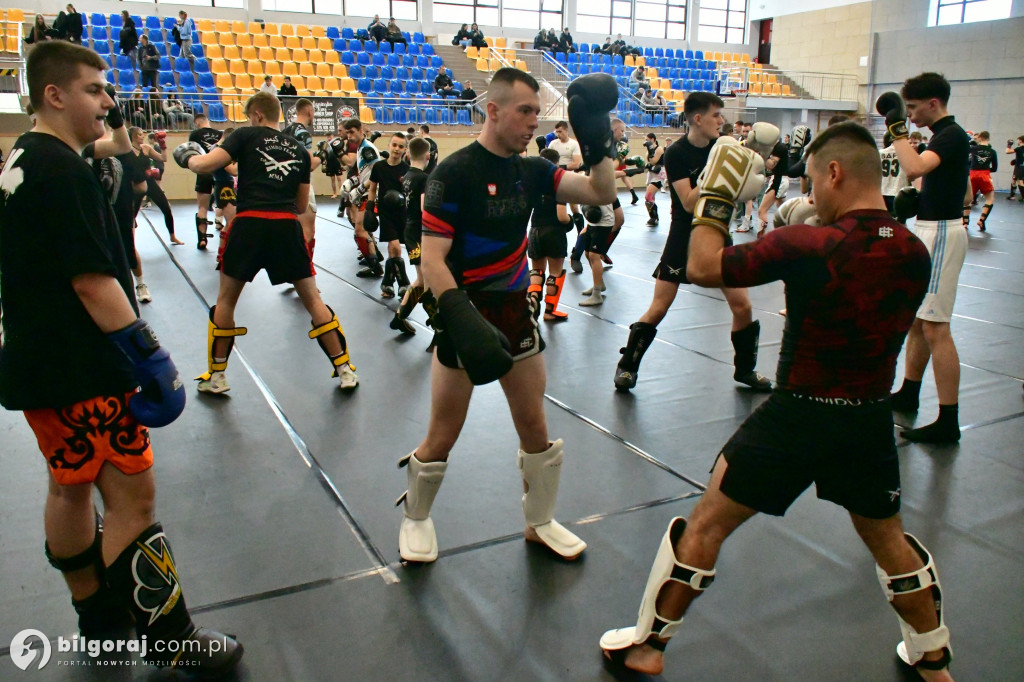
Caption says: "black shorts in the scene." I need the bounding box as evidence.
[215,182,237,209]
[116,207,138,269]
[1014,164,1024,181]
[404,225,422,266]
[195,173,214,195]
[528,223,568,260]
[584,225,612,255]
[220,211,313,285]
[436,290,545,370]
[718,391,901,519]
[378,211,404,244]
[653,220,732,284]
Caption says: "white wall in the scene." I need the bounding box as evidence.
[749,0,865,22]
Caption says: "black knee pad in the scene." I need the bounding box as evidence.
[45,511,103,573]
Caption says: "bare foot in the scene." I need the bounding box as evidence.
[170,236,185,245]
[602,643,664,675]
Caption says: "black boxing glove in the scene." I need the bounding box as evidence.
[104,84,124,130]
[362,199,378,232]
[893,186,919,223]
[875,92,908,141]
[435,289,513,385]
[584,205,603,224]
[566,73,618,167]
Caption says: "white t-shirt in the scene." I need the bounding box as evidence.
[880,145,910,197]
[583,203,615,227]
[548,137,580,168]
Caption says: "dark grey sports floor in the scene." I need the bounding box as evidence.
[2,189,1022,681]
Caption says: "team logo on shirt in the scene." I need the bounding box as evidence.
[257,145,302,181]
[487,183,497,196]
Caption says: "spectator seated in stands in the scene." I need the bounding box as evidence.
[599,37,615,55]
[642,88,669,113]
[278,76,297,96]
[163,95,194,129]
[434,70,457,98]
[259,75,277,95]
[452,24,472,48]
[126,90,149,128]
[628,65,648,91]
[24,14,55,45]
[367,15,388,44]
[386,18,407,48]
[139,35,160,90]
[460,79,483,121]
[546,29,564,55]
[533,29,551,53]
[613,33,641,57]
[63,5,84,44]
[469,23,487,48]
[558,28,575,54]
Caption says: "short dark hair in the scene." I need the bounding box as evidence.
[683,92,724,122]
[27,41,107,110]
[420,124,430,133]
[244,92,281,122]
[827,114,849,126]
[408,136,430,160]
[294,97,313,114]
[540,148,560,164]
[342,117,362,131]
[392,131,407,140]
[901,72,951,105]
[555,120,568,130]
[805,121,882,186]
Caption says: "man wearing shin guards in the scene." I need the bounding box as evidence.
[527,147,574,321]
[175,93,359,393]
[0,41,240,675]
[396,70,618,563]
[367,133,411,298]
[601,123,953,682]
[613,93,773,393]
[187,113,223,250]
[391,136,435,336]
[966,131,997,231]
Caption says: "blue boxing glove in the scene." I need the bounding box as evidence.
[108,319,186,427]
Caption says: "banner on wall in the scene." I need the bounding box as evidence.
[282,97,360,136]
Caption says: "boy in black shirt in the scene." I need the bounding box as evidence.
[1,41,240,674]
[613,92,773,394]
[418,124,439,173]
[1007,136,1024,200]
[528,147,574,321]
[368,132,411,297]
[966,131,997,230]
[176,92,359,392]
[281,98,322,269]
[391,136,433,335]
[187,113,223,249]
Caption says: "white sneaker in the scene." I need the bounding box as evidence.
[135,283,152,303]
[197,371,230,394]
[338,363,359,390]
[734,216,751,233]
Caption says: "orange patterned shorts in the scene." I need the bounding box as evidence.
[24,393,154,486]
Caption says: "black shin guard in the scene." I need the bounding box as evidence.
[393,258,411,288]
[731,320,772,390]
[46,512,134,637]
[195,215,209,250]
[397,284,424,320]
[618,322,657,372]
[978,203,992,230]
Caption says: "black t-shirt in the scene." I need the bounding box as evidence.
[370,158,410,197]
[531,173,563,230]
[0,133,138,409]
[423,136,439,174]
[969,144,997,172]
[919,116,970,221]
[664,135,713,227]
[279,84,297,96]
[113,150,148,226]
[219,126,311,214]
[402,166,429,233]
[189,126,223,153]
[1014,145,1024,168]
[422,141,564,292]
[281,121,313,152]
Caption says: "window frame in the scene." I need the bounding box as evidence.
[576,0,687,41]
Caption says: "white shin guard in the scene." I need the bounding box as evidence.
[518,439,586,560]
[875,533,951,668]
[600,517,715,653]
[396,452,448,563]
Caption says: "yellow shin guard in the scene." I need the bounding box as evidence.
[309,307,354,376]
[196,306,247,381]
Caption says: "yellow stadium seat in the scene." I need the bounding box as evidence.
[292,49,308,63]
[476,58,489,72]
[296,25,311,38]
[205,44,223,60]
[493,37,506,48]
[247,60,263,76]
[230,102,247,123]
[215,20,230,33]
[506,50,516,62]
[265,61,282,76]
[215,73,233,89]
[465,46,478,59]
[252,34,269,48]
[318,37,333,51]
[301,36,316,50]
[235,74,253,90]
[218,33,235,47]
[752,62,763,71]
[323,76,340,92]
[624,55,634,67]
[360,106,376,124]
[280,24,295,37]
[223,46,241,61]
[249,22,263,34]
[766,73,777,84]
[308,49,324,63]
[263,23,279,35]
[231,21,246,33]
[275,47,290,62]
[332,63,348,78]
[316,62,332,77]
[200,32,217,46]
[282,62,299,77]
[479,47,489,59]
[340,77,356,93]
[269,35,284,49]
[325,50,340,64]
[210,59,228,75]
[240,46,257,61]
[197,19,214,32]
[299,62,315,77]
[7,9,23,22]
[312,26,326,38]
[306,76,322,91]
[749,81,762,95]
[489,58,501,71]
[236,33,252,48]
[286,36,301,49]
[740,53,751,64]
[288,75,304,90]
[258,47,274,62]
[782,84,792,96]
[219,87,237,105]
[229,60,246,76]
[771,83,782,96]
[635,57,645,67]
[271,74,284,87]
[515,59,529,73]
[5,36,17,53]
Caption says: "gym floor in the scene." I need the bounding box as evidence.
[1,189,1021,681]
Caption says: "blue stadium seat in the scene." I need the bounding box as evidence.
[612,54,623,65]
[568,52,579,63]
[152,42,167,56]
[347,63,361,77]
[417,55,429,67]
[341,51,354,65]
[430,56,442,68]
[117,70,136,90]
[379,41,391,54]
[193,59,210,74]
[145,16,161,31]
[93,40,111,55]
[653,113,664,127]
[357,77,372,92]
[413,32,425,43]
[131,16,142,29]
[108,13,122,28]
[425,107,440,125]
[388,53,401,66]
[116,54,133,71]
[348,39,362,52]
[364,40,378,54]
[422,44,435,56]
[357,52,370,65]
[100,55,113,69]
[379,107,394,124]
[395,107,409,125]
[655,48,664,58]
[424,68,437,82]
[695,50,704,60]
[406,80,419,94]
[457,108,472,126]
[407,44,420,55]
[208,103,227,122]
[333,39,346,53]
[90,26,107,41]
[411,67,423,80]
[327,27,340,40]
[391,80,405,95]
[394,43,406,56]
[403,54,416,66]
[198,72,215,88]
[341,27,354,39]
[357,29,369,40]
[105,70,115,85]
[110,27,121,42]
[163,17,177,31]
[91,13,106,26]
[158,71,176,88]
[173,57,191,73]
[380,66,393,79]
[556,52,567,63]
[364,65,378,78]
[372,52,386,66]
[178,72,196,88]
[579,43,589,53]
[395,66,409,81]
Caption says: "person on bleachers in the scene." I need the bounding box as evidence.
[125,90,149,128]
[642,88,668,114]
[24,15,54,45]
[434,70,457,98]
[162,95,194,130]
[64,5,84,44]
[386,18,407,48]
[279,76,298,97]
[259,75,278,96]
[558,28,575,54]
[460,80,483,122]
[177,11,195,66]
[452,24,472,48]
[533,29,552,53]
[629,65,648,92]
[138,35,160,91]
[119,11,139,71]
[367,15,388,45]
[600,37,615,55]
[546,28,562,54]
[469,23,487,48]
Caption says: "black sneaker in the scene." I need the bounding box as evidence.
[390,315,416,335]
[613,366,637,391]
[735,371,772,392]
[356,264,383,278]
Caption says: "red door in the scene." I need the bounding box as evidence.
[757,19,773,65]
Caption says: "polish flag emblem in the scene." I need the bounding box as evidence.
[487,183,497,196]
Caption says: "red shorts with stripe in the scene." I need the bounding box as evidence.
[24,393,154,485]
[969,170,993,195]
[435,290,544,370]
[220,210,313,285]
